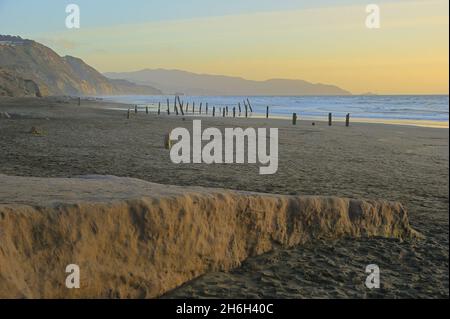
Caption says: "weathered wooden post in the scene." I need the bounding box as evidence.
[167,99,170,115]
[186,102,189,113]
[213,106,216,117]
[293,113,297,125]
[192,102,195,114]
[233,107,236,118]
[206,103,209,114]
[247,98,253,112]
[238,103,242,116]
[223,108,226,117]
[175,105,179,115]
[175,98,180,116]
[135,105,138,114]
[226,106,229,116]
[174,96,177,113]
[266,106,269,119]
[199,102,202,114]
[146,106,149,114]
[164,133,172,150]
[245,104,248,118]
[78,97,81,106]
[158,102,161,115]
[180,102,184,116]
[328,113,332,126]
[127,108,130,119]
[346,113,350,127]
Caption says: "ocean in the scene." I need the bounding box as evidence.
[101,95,449,123]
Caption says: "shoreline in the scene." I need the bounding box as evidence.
[102,104,449,129]
[1,96,448,129]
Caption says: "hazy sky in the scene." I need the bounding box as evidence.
[0,0,448,94]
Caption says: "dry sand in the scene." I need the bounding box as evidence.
[0,96,448,298]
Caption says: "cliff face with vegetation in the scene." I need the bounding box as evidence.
[0,68,41,97]
[0,35,162,97]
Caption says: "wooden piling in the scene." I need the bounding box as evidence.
[158,103,161,115]
[192,102,195,114]
[223,108,226,117]
[199,102,203,114]
[245,104,248,118]
[180,102,184,116]
[266,106,269,119]
[206,103,209,114]
[167,99,170,115]
[164,134,172,150]
[213,106,216,117]
[146,106,149,114]
[174,96,177,113]
[175,98,180,116]
[328,113,332,126]
[127,108,130,119]
[78,97,81,106]
[293,113,297,125]
[346,113,350,127]
[135,105,138,114]
[238,103,242,116]
[233,107,236,118]
[247,98,253,112]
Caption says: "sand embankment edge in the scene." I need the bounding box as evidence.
[0,175,421,298]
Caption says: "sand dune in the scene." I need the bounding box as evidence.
[0,174,420,299]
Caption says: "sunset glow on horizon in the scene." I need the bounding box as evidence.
[0,0,448,94]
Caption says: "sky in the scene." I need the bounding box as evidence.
[0,0,448,94]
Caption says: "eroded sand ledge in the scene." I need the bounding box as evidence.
[0,174,420,298]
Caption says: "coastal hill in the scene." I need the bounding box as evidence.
[0,35,162,97]
[0,35,351,97]
[105,69,352,96]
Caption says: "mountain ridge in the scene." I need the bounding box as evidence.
[0,35,351,97]
[0,35,162,97]
[105,68,352,96]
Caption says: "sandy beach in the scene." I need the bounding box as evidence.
[0,96,448,298]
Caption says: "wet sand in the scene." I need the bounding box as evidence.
[0,97,448,298]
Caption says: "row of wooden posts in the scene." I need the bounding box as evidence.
[291,112,350,127]
[128,96,255,119]
[127,96,351,126]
